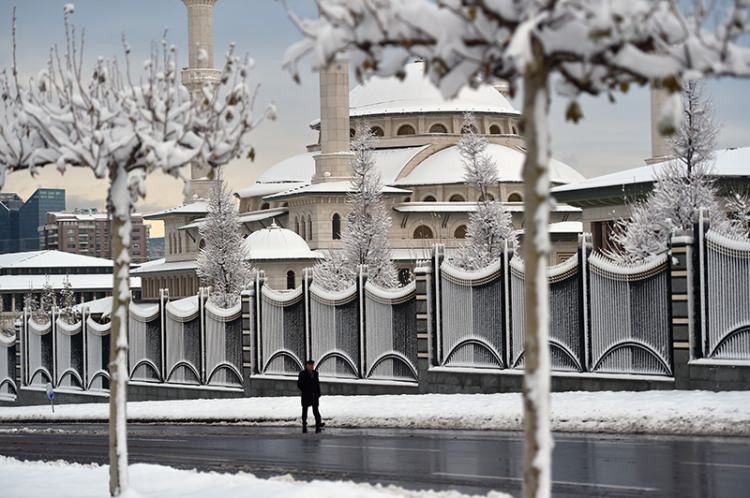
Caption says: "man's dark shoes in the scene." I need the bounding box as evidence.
[315,426,323,433]
[302,425,308,434]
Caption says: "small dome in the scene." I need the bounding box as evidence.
[397,144,585,186]
[349,61,519,118]
[242,222,318,260]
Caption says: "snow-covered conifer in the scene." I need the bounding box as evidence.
[33,277,56,324]
[672,80,719,177]
[452,113,514,270]
[312,250,355,292]
[726,189,750,237]
[59,276,79,325]
[24,290,40,322]
[197,177,253,308]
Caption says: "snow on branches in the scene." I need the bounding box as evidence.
[59,276,79,325]
[313,124,398,290]
[452,113,514,270]
[197,177,253,308]
[672,80,719,176]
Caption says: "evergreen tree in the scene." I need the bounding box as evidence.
[312,250,355,292]
[452,113,515,270]
[197,176,253,308]
[24,290,41,322]
[59,276,79,325]
[37,277,56,324]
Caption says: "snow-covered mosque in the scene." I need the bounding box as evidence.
[135,0,586,298]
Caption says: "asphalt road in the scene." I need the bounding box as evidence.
[1,423,749,497]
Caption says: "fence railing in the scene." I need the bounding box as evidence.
[432,235,675,377]
[0,331,17,400]
[253,268,420,383]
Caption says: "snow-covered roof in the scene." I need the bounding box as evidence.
[0,274,141,292]
[0,250,113,270]
[144,201,208,220]
[515,221,584,234]
[236,181,307,199]
[314,62,519,125]
[553,147,750,195]
[398,143,585,186]
[242,223,319,261]
[393,202,581,214]
[130,258,197,275]
[178,208,288,232]
[264,181,411,201]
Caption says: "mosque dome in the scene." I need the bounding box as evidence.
[242,222,318,260]
[348,61,519,117]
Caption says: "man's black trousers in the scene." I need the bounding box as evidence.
[302,402,322,427]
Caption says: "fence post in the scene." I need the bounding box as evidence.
[357,265,368,378]
[304,268,312,363]
[14,316,22,389]
[414,259,433,373]
[198,287,207,384]
[159,288,169,381]
[255,271,265,376]
[579,233,592,372]
[433,244,445,365]
[670,229,694,387]
[240,285,254,391]
[51,307,57,387]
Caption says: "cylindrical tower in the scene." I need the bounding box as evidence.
[648,86,672,164]
[181,0,220,200]
[313,58,354,183]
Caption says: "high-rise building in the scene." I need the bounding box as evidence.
[0,188,66,254]
[42,209,149,264]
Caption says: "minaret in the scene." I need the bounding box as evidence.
[312,58,354,183]
[647,86,672,164]
[182,0,221,200]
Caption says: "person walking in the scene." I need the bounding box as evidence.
[297,359,323,433]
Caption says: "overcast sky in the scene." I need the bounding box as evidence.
[1,0,749,238]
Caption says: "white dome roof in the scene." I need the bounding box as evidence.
[349,62,519,117]
[397,144,585,186]
[242,223,318,260]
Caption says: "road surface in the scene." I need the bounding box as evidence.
[0,423,748,497]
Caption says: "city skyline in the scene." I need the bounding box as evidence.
[1,0,749,238]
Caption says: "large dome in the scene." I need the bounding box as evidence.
[242,223,318,260]
[397,144,586,186]
[349,61,519,118]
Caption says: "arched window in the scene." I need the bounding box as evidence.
[397,124,416,136]
[177,232,182,253]
[332,213,341,240]
[295,217,299,234]
[350,128,356,138]
[287,270,296,290]
[261,202,270,210]
[478,193,495,202]
[454,225,468,239]
[461,123,479,134]
[449,194,465,202]
[422,195,437,202]
[511,125,518,134]
[508,192,523,202]
[307,216,313,241]
[199,239,206,250]
[413,225,434,239]
[429,123,448,133]
[370,126,384,137]
[403,197,411,203]
[489,124,502,134]
[300,217,306,240]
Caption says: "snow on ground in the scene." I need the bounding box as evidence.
[1,391,749,436]
[0,456,509,498]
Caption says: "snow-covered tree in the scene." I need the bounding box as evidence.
[312,250,355,292]
[313,124,398,290]
[37,277,56,324]
[0,6,273,496]
[452,113,514,270]
[608,82,733,262]
[197,176,252,308]
[282,2,750,496]
[59,276,79,325]
[24,290,41,322]
[726,189,750,237]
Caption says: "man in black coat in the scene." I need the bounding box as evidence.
[297,359,323,433]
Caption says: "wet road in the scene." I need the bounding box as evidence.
[0,423,748,497]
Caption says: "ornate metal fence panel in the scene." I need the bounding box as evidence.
[588,253,672,375]
[701,229,750,360]
[165,298,202,384]
[0,332,16,400]
[309,284,361,378]
[510,255,584,372]
[438,259,506,368]
[55,318,84,389]
[364,281,418,382]
[84,316,110,390]
[128,303,162,382]
[204,301,243,386]
[26,317,53,386]
[258,285,306,376]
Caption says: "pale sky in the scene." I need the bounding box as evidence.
[1,0,749,239]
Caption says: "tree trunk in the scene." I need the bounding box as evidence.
[520,48,553,498]
[108,167,131,496]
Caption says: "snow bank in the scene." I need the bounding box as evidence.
[0,456,508,498]
[1,391,749,436]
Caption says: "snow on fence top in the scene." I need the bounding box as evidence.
[129,303,160,322]
[309,282,358,305]
[364,280,416,305]
[588,252,668,281]
[0,332,16,346]
[55,318,82,335]
[165,297,200,322]
[510,252,579,283]
[85,317,111,336]
[204,300,242,321]
[260,284,304,305]
[441,257,503,286]
[706,228,750,255]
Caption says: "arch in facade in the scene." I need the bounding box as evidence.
[287,270,296,290]
[454,225,468,239]
[397,124,416,136]
[429,123,448,133]
[422,195,437,202]
[370,126,385,137]
[489,124,502,134]
[307,215,313,241]
[448,193,465,202]
[413,225,434,239]
[332,213,342,240]
[507,192,523,202]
